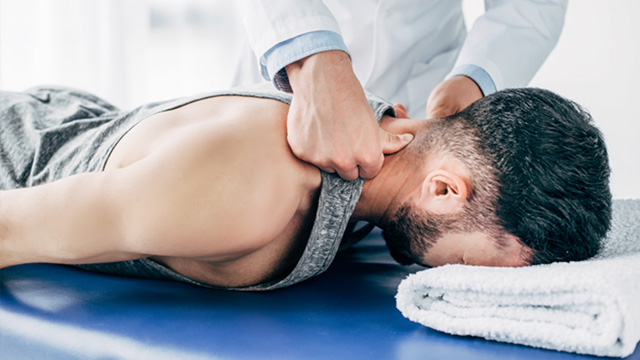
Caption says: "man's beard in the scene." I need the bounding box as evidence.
[381,203,442,266]
[382,197,500,267]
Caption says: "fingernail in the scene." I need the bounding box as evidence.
[402,134,414,142]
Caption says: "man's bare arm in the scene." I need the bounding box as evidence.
[0,170,137,268]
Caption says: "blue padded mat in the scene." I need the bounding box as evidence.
[1,229,638,360]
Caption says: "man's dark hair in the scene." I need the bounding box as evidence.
[383,88,612,266]
[453,87,612,264]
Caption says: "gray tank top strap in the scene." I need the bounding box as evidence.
[234,172,364,290]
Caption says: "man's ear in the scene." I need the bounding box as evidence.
[417,170,469,214]
[393,103,410,118]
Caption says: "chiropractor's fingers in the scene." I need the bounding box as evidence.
[338,167,361,182]
[320,129,413,180]
[348,129,414,180]
[300,130,412,181]
[353,151,384,180]
[393,103,410,119]
[326,129,413,180]
[426,76,483,119]
[380,128,414,155]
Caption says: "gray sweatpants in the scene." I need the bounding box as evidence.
[0,86,123,189]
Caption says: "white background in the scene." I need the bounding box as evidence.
[1,0,638,199]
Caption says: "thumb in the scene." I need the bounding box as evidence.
[380,129,414,155]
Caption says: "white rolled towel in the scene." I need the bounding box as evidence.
[396,199,640,357]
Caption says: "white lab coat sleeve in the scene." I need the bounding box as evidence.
[263,31,349,91]
[237,0,342,63]
[451,0,568,90]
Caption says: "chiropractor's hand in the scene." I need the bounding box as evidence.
[426,75,483,119]
[285,50,413,181]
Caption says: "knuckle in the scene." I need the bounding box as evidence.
[358,151,383,167]
[290,146,310,160]
[332,157,353,172]
[338,169,359,181]
[359,161,383,179]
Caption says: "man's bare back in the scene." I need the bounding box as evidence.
[109,96,326,287]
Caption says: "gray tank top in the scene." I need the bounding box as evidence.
[0,84,394,290]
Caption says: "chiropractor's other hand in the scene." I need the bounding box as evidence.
[285,50,413,181]
[426,75,483,119]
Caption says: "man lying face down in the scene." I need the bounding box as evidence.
[0,85,611,290]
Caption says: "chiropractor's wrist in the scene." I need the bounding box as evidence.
[285,50,353,93]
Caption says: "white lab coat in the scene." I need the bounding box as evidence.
[234,0,567,118]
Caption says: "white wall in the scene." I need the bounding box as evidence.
[1,0,638,198]
[534,2,640,200]
[0,0,240,107]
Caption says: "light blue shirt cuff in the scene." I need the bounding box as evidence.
[447,64,497,96]
[261,30,349,92]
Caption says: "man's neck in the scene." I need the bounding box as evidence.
[351,116,434,226]
[351,153,418,227]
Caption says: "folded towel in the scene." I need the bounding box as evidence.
[396,199,640,357]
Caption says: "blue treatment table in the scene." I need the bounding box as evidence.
[2,229,639,360]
